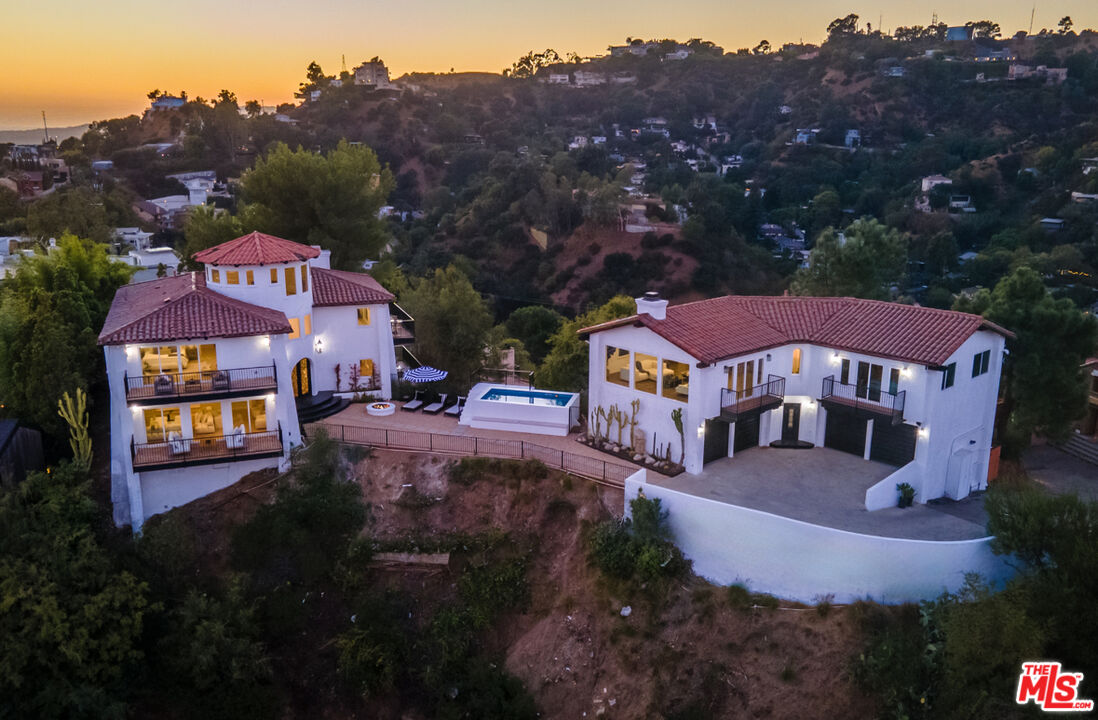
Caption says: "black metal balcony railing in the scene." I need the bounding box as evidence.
[131,423,283,471]
[124,364,278,403]
[720,374,786,421]
[820,375,906,424]
[390,302,415,345]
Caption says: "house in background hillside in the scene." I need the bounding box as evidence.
[99,232,407,531]
[354,59,391,88]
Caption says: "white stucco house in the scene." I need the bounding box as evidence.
[582,292,1012,510]
[99,232,410,531]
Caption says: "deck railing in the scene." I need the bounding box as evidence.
[309,423,634,486]
[125,363,278,402]
[131,423,283,471]
[720,374,786,420]
[821,375,906,423]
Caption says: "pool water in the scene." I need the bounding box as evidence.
[481,388,574,407]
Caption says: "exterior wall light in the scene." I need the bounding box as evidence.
[697,424,705,438]
[901,365,913,377]
[314,338,323,354]
[831,352,841,364]
[918,426,930,439]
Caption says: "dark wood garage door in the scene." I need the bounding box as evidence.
[824,413,866,457]
[704,419,730,464]
[733,415,760,454]
[870,423,918,467]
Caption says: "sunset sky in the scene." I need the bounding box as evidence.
[3,0,1097,130]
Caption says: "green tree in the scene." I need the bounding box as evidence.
[401,266,493,387]
[504,49,562,78]
[538,295,635,391]
[1058,16,1074,34]
[239,141,394,269]
[0,463,151,719]
[26,186,113,244]
[182,204,244,266]
[0,235,132,438]
[826,14,860,38]
[505,305,564,363]
[791,218,906,299]
[956,268,1098,445]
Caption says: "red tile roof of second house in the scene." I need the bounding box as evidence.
[192,231,321,266]
[311,267,395,306]
[580,296,1013,367]
[97,272,292,345]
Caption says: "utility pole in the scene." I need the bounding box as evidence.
[1029,3,1036,34]
[342,54,347,74]
[41,111,49,143]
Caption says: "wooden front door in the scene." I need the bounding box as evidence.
[291,357,311,397]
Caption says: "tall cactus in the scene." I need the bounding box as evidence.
[58,388,92,469]
[671,407,685,464]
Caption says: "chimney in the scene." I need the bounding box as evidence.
[635,291,668,320]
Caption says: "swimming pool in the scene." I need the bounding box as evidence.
[459,383,581,436]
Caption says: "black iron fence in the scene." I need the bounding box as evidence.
[720,374,786,418]
[311,423,634,486]
[821,375,906,422]
[125,363,278,402]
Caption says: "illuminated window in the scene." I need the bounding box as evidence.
[246,270,254,285]
[143,407,181,442]
[288,318,300,339]
[301,264,309,292]
[270,268,278,283]
[662,359,689,401]
[357,308,371,325]
[190,402,222,438]
[360,358,374,377]
[303,314,311,336]
[230,399,268,433]
[285,266,297,295]
[634,353,658,395]
[211,269,220,283]
[792,348,802,375]
[605,346,630,387]
[226,271,239,285]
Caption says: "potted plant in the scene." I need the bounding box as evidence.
[896,482,915,508]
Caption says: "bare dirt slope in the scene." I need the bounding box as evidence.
[354,449,877,719]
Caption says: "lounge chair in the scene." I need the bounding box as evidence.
[168,431,191,455]
[225,425,247,449]
[444,396,466,417]
[402,390,425,412]
[422,393,448,415]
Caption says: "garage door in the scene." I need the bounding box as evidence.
[733,415,760,454]
[870,423,917,467]
[824,413,866,457]
[703,419,730,464]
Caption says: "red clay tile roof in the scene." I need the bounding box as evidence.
[581,296,1013,367]
[311,267,395,306]
[192,231,320,266]
[98,272,292,345]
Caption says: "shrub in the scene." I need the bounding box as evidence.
[588,496,686,583]
[448,457,549,487]
[336,592,410,697]
[896,482,915,508]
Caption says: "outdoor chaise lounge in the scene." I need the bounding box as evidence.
[402,390,425,412]
[444,396,466,417]
[422,393,449,415]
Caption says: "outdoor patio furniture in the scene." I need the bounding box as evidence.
[402,390,425,412]
[225,425,247,449]
[154,374,174,395]
[444,396,466,417]
[168,431,191,455]
[422,393,449,415]
[211,371,231,391]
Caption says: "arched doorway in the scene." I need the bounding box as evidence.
[291,357,311,397]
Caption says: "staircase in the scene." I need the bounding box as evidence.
[296,391,350,425]
[1058,434,1098,466]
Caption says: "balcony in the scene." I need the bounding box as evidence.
[131,424,283,472]
[125,364,278,405]
[391,302,415,346]
[820,375,906,425]
[720,374,785,422]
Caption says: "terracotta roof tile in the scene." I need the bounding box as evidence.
[192,231,320,266]
[311,267,395,306]
[582,296,1013,367]
[98,272,292,345]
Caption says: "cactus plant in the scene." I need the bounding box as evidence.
[671,407,685,464]
[57,388,92,469]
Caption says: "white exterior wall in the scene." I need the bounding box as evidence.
[588,325,1005,509]
[312,304,396,398]
[626,472,1014,603]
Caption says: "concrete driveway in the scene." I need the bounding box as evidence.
[646,446,989,540]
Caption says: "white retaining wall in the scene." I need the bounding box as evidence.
[625,470,1013,603]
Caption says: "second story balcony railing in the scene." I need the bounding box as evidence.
[131,423,283,472]
[720,374,785,422]
[820,375,906,424]
[391,302,415,346]
[125,363,278,404]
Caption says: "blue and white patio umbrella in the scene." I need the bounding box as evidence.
[403,366,448,383]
